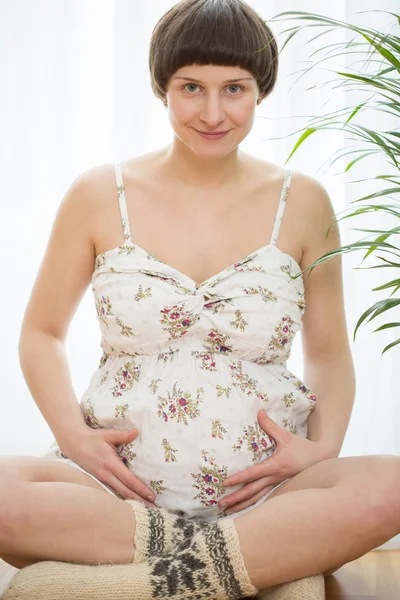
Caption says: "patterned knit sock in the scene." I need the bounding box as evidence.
[145,517,259,599]
[4,519,259,600]
[125,499,204,563]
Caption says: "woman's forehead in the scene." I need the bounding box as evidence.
[172,64,254,81]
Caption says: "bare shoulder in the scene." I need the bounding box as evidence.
[77,155,163,255]
[286,170,339,268]
[68,162,112,195]
[246,158,337,263]
[290,170,334,216]
[249,155,331,207]
[70,162,117,211]
[57,163,116,230]
[68,162,128,247]
[294,171,335,224]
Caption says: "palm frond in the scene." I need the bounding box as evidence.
[271,9,400,354]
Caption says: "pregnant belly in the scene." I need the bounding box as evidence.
[79,363,314,521]
[112,405,276,521]
[82,396,277,520]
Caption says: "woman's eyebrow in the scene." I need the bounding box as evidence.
[172,76,254,83]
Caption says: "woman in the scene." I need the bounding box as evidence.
[1,0,399,598]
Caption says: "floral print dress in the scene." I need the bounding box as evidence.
[43,163,316,523]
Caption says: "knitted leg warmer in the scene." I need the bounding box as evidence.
[4,518,259,600]
[125,499,204,563]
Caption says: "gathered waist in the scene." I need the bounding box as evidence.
[98,343,288,366]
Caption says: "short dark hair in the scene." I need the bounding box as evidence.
[149,0,279,105]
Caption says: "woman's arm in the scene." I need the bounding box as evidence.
[18,167,105,450]
[298,175,355,459]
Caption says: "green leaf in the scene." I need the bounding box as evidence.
[372,278,400,292]
[362,233,399,260]
[354,298,400,340]
[372,322,400,332]
[291,240,400,283]
[360,32,400,70]
[382,338,400,355]
[285,128,318,164]
[336,205,400,221]
[373,256,400,268]
[352,227,400,235]
[335,71,396,93]
[345,152,376,171]
[270,8,400,355]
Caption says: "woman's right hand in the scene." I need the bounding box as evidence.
[59,427,156,506]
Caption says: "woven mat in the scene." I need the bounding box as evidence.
[3,561,325,600]
[257,573,325,599]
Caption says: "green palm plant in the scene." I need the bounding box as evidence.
[267,9,400,355]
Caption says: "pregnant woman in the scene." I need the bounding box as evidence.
[2,1,400,599]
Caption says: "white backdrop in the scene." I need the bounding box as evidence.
[1,0,399,511]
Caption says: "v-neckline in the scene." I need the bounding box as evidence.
[103,162,300,290]
[94,240,303,291]
[134,239,270,289]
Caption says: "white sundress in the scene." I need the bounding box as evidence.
[43,163,317,523]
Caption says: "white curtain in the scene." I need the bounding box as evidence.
[1,1,399,471]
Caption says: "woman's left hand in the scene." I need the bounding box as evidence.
[219,409,334,516]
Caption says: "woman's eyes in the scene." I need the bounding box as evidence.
[183,83,244,94]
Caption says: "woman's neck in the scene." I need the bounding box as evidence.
[158,140,249,191]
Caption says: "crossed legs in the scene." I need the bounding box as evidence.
[0,454,399,589]
[0,457,136,568]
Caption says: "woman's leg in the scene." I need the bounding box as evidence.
[0,456,137,567]
[233,454,400,589]
[2,453,400,591]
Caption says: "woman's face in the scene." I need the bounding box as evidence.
[164,64,261,154]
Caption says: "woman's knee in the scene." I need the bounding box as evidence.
[0,457,22,483]
[370,454,400,527]
[339,454,400,536]
[0,480,26,545]
[0,456,62,483]
[0,460,23,543]
[0,455,105,492]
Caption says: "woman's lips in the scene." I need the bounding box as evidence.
[195,129,230,140]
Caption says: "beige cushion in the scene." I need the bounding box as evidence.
[258,573,325,599]
[3,560,325,599]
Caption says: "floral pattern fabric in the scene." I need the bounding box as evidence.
[43,163,317,522]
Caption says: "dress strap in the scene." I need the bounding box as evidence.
[114,163,133,243]
[269,169,292,246]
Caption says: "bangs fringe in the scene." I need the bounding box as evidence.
[149,0,279,103]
